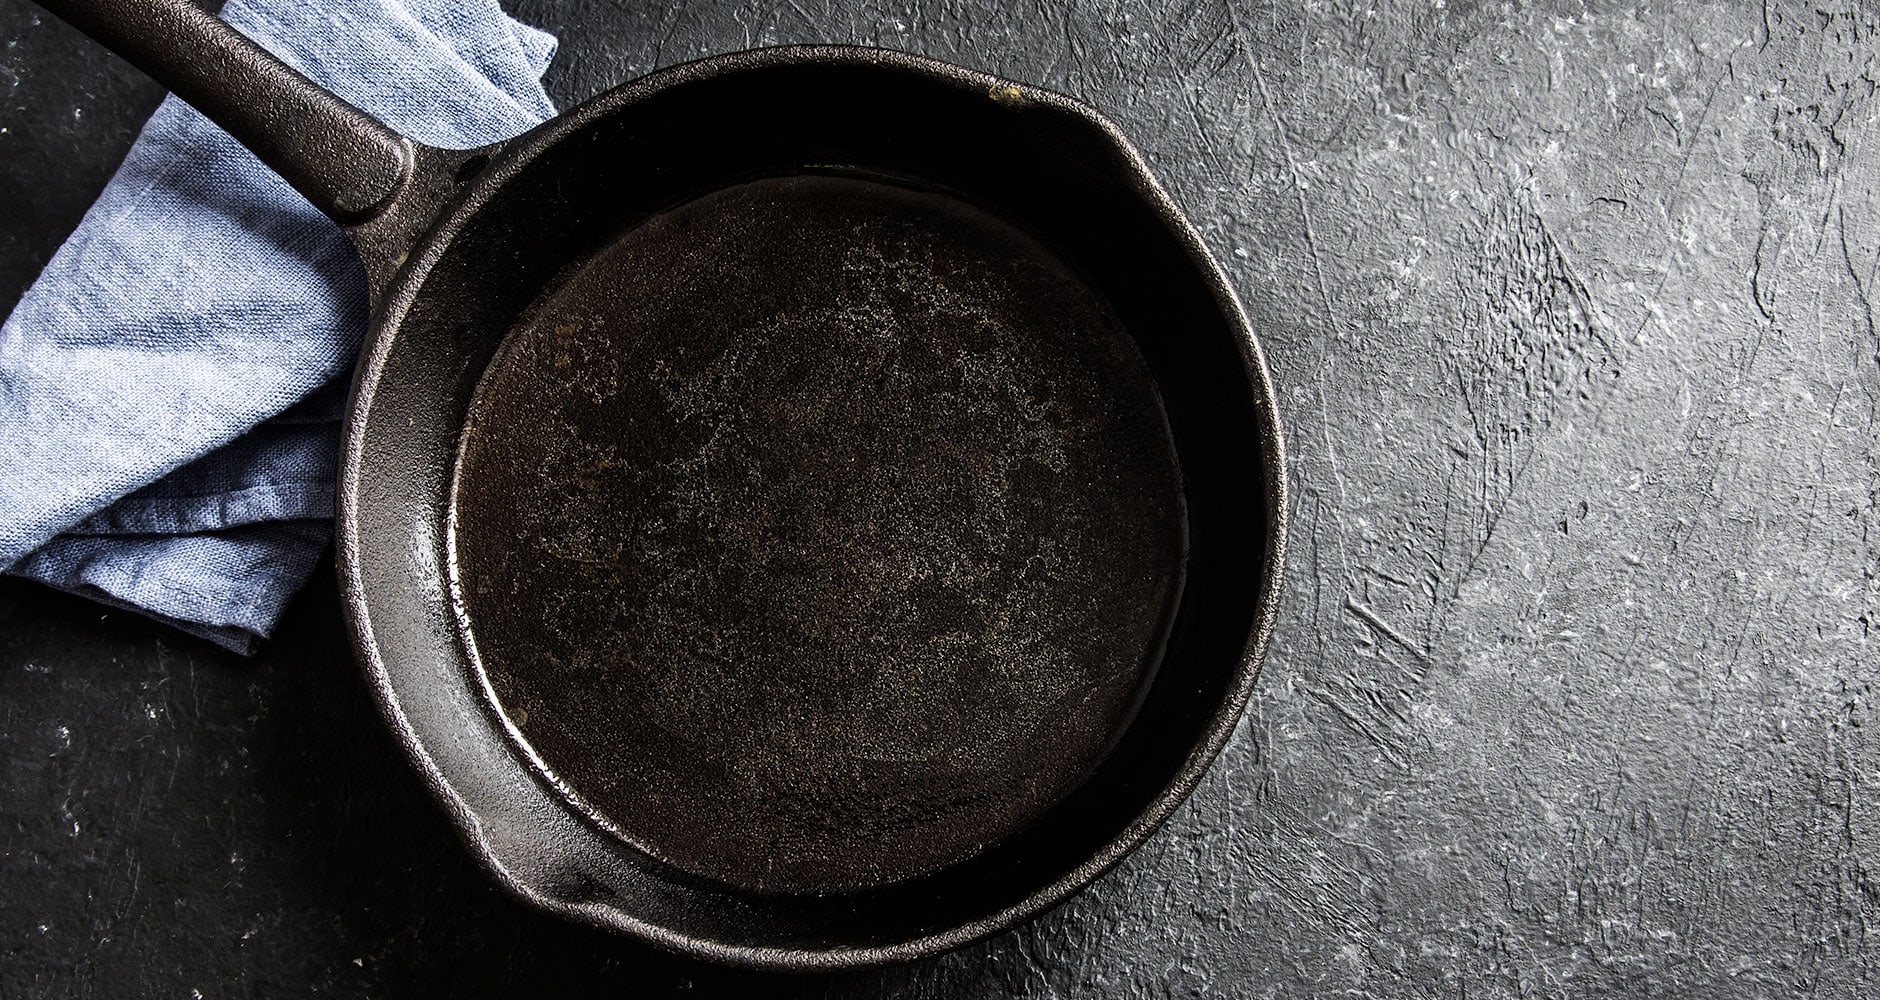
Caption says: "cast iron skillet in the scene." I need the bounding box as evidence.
[39,0,1287,970]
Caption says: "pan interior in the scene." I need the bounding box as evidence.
[448,172,1186,895]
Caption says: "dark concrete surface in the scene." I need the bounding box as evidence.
[4,0,1879,996]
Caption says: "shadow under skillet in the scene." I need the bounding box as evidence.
[1,565,956,998]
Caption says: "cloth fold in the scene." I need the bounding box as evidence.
[0,0,559,653]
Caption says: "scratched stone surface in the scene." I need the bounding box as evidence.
[4,0,1879,996]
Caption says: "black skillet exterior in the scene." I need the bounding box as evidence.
[336,45,1288,969]
[25,0,1288,965]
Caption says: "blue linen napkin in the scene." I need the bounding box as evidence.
[0,0,558,654]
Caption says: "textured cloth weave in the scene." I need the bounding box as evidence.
[0,0,557,653]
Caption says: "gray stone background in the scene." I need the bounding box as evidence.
[3,0,1877,996]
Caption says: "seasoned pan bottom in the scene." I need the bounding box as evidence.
[449,173,1186,894]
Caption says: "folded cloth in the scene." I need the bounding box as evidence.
[0,0,558,654]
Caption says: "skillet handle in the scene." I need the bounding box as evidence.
[30,0,414,223]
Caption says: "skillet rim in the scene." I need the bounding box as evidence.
[335,42,1289,971]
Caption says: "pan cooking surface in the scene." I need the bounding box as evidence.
[449,173,1185,894]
